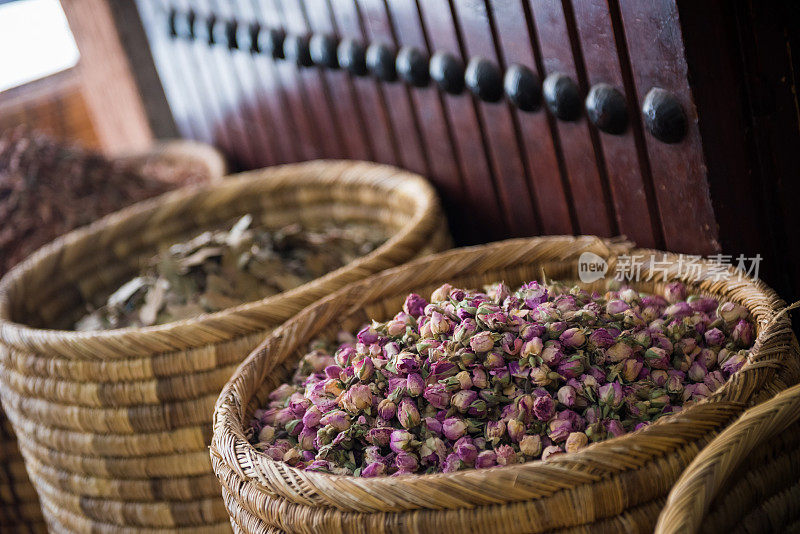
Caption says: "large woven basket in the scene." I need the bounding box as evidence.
[0,160,448,533]
[656,379,800,534]
[211,236,800,534]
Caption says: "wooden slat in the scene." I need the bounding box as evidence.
[451,0,539,238]
[208,0,277,167]
[302,0,372,161]
[489,0,574,236]
[328,0,398,165]
[358,0,429,176]
[416,0,504,241]
[569,0,661,248]
[279,0,347,159]
[616,0,718,254]
[528,0,616,237]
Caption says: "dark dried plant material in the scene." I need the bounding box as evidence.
[0,128,209,274]
[249,280,756,477]
[75,216,387,330]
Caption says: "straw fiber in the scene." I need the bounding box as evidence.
[0,160,447,532]
[212,236,799,534]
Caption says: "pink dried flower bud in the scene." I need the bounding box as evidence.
[557,357,584,379]
[269,384,295,402]
[475,450,498,469]
[507,418,526,442]
[533,395,555,421]
[606,299,631,315]
[395,352,420,374]
[688,361,707,382]
[717,302,748,325]
[302,406,323,429]
[603,419,625,437]
[398,398,421,429]
[340,384,373,412]
[664,282,687,304]
[403,293,428,317]
[485,420,506,443]
[320,410,350,432]
[454,436,478,464]
[704,370,726,391]
[377,399,397,420]
[565,431,589,453]
[721,350,747,375]
[353,357,375,381]
[704,327,725,346]
[365,427,393,447]
[361,462,387,477]
[598,382,623,409]
[541,344,565,366]
[644,346,670,370]
[275,408,295,427]
[386,319,407,337]
[471,368,489,389]
[430,311,453,336]
[606,341,634,362]
[395,451,419,473]
[334,346,356,368]
[423,384,451,409]
[451,389,478,413]
[519,434,542,457]
[469,331,495,353]
[406,373,425,396]
[519,323,545,341]
[622,359,644,382]
[419,436,446,466]
[298,426,316,450]
[521,337,544,360]
[442,417,468,441]
[666,373,685,395]
[389,429,416,453]
[732,319,754,347]
[258,425,275,443]
[547,418,572,443]
[519,281,548,308]
[560,327,586,348]
[495,444,518,466]
[557,385,577,407]
[454,319,478,343]
[588,328,615,349]
[442,453,464,473]
[541,445,564,461]
[430,283,454,303]
[483,350,506,370]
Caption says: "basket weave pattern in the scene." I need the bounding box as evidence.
[211,236,799,534]
[0,160,448,532]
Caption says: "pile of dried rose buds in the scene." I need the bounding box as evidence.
[250,280,756,477]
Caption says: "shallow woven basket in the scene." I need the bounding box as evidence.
[0,160,448,533]
[211,236,800,534]
[656,379,800,534]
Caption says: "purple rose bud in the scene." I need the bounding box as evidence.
[644,347,670,370]
[403,293,428,317]
[519,434,543,457]
[732,319,754,347]
[622,358,644,382]
[704,327,725,346]
[454,436,478,464]
[547,418,572,443]
[324,365,343,379]
[298,426,316,450]
[704,370,726,391]
[340,383,373,412]
[557,357,584,379]
[442,452,464,473]
[334,346,357,368]
[688,361,707,382]
[389,429,416,454]
[519,281,549,308]
[430,283,454,303]
[588,328,615,349]
[565,431,589,453]
[475,450,498,469]
[454,319,478,343]
[666,373,685,395]
[495,444,518,466]
[398,398,421,429]
[362,462,387,477]
[395,451,419,473]
[558,327,585,349]
[395,351,420,374]
[507,418,526,442]
[430,361,458,380]
[598,382,623,409]
[606,299,631,315]
[485,420,506,443]
[258,425,275,443]
[557,385,577,407]
[603,419,625,437]
[521,337,544,360]
[721,351,747,375]
[442,417,468,441]
[541,343,565,366]
[469,369,488,390]
[353,357,375,381]
[483,350,506,370]
[717,302,748,324]
[419,436,446,466]
[664,282,687,304]
[519,323,546,341]
[377,398,397,420]
[541,445,564,461]
[451,389,478,413]
[302,406,322,428]
[584,406,602,424]
[606,341,634,362]
[423,416,443,436]
[665,302,693,320]
[533,395,556,421]
[406,373,425,396]
[430,311,453,336]
[321,410,350,431]
[423,383,452,409]
[469,331,495,353]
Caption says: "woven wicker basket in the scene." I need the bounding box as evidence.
[211,236,800,534]
[656,379,800,534]
[0,160,448,533]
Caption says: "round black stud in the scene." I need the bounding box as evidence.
[247,23,261,54]
[504,64,541,112]
[204,15,222,46]
[429,51,464,94]
[585,83,627,134]
[225,19,239,50]
[261,28,286,59]
[284,34,313,67]
[543,73,582,121]
[465,57,503,102]
[642,88,687,144]
[338,39,367,76]
[396,46,429,87]
[310,34,339,69]
[366,43,397,82]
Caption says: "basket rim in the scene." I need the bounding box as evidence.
[0,159,442,356]
[211,235,796,514]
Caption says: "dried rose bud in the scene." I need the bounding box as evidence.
[557,357,584,379]
[584,406,601,425]
[258,425,275,443]
[650,370,668,387]
[704,327,725,346]
[533,394,556,421]
[622,359,644,382]
[443,417,468,441]
[519,323,546,341]
[483,351,506,370]
[377,399,397,420]
[606,341,634,363]
[362,462,388,477]
[388,429,415,453]
[282,448,303,466]
[732,319,754,347]
[519,434,542,457]
[541,343,565,366]
[302,406,323,429]
[320,410,350,432]
[541,445,564,461]
[717,302,748,325]
[403,293,428,317]
[475,450,498,469]
[398,398,421,429]
[598,382,623,409]
[664,282,687,304]
[468,399,488,418]
[565,431,589,453]
[704,370,726,391]
[557,385,577,407]
[454,436,478,464]
[430,311,453,336]
[334,346,356,368]
[454,319,478,343]
[395,451,420,473]
[519,281,548,308]
[431,283,454,303]
[395,352,420,374]
[559,327,586,348]
[606,300,631,315]
[721,350,747,375]
[419,436,446,466]
[423,384,451,410]
[353,357,375,381]
[499,418,522,443]
[587,328,614,350]
[406,373,425,396]
[386,319,407,337]
[547,418,573,443]
[495,444,518,466]
[688,361,707,382]
[450,389,478,413]
[666,373,685,395]
[470,368,489,389]
[485,420,506,443]
[603,419,625,437]
[442,452,464,473]
[469,331,495,353]
[340,384,373,412]
[298,426,316,450]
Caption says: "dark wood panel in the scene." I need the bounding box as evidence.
[529,0,616,238]
[616,0,719,255]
